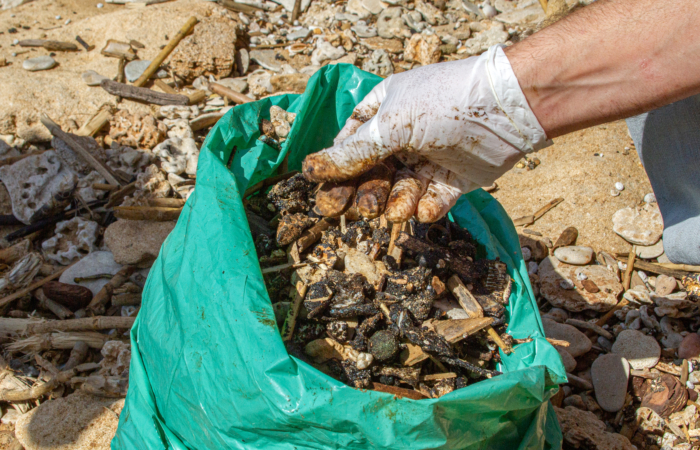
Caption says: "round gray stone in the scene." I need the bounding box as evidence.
[591,353,629,412]
[542,318,592,357]
[23,55,56,71]
[611,329,660,370]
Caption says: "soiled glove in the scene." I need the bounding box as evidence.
[303,45,551,223]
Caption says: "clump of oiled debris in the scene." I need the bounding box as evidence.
[245,171,514,399]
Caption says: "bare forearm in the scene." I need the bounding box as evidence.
[506,0,700,138]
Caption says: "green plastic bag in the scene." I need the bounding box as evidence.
[112,64,567,450]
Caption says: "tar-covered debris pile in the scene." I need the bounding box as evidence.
[246,162,515,400]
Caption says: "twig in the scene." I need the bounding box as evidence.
[485,326,512,354]
[19,39,78,51]
[217,0,264,14]
[76,107,112,137]
[93,183,119,191]
[209,82,253,105]
[105,182,137,209]
[0,263,75,309]
[101,80,190,106]
[565,318,613,340]
[7,332,111,352]
[27,317,135,334]
[512,197,564,226]
[40,114,121,186]
[0,240,30,265]
[87,266,136,315]
[75,35,93,51]
[114,205,182,221]
[281,281,307,341]
[153,79,178,95]
[291,0,302,22]
[261,262,307,274]
[658,262,700,273]
[63,341,89,371]
[35,288,73,320]
[134,16,198,87]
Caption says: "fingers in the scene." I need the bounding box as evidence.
[354,160,395,219]
[385,169,427,223]
[314,179,357,217]
[415,181,463,223]
[303,80,392,183]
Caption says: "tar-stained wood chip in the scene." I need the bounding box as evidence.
[581,279,600,293]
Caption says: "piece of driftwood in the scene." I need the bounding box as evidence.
[35,288,73,320]
[209,82,253,104]
[27,317,135,334]
[111,293,141,306]
[87,266,136,315]
[41,114,121,186]
[105,182,137,209]
[446,275,483,318]
[63,341,89,371]
[512,197,564,226]
[0,240,30,265]
[114,205,182,221]
[485,326,512,354]
[101,80,189,106]
[93,183,119,191]
[0,263,75,309]
[291,0,302,22]
[394,232,476,283]
[370,382,426,400]
[76,107,112,137]
[401,317,493,365]
[101,39,137,60]
[148,198,186,208]
[187,90,207,105]
[297,219,336,253]
[281,281,307,342]
[75,35,93,51]
[190,112,225,132]
[7,332,111,352]
[134,16,198,87]
[154,79,178,94]
[19,39,78,51]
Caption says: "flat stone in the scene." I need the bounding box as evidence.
[542,307,569,323]
[104,219,176,268]
[22,55,56,71]
[678,333,700,360]
[124,60,167,83]
[591,354,630,412]
[542,318,592,357]
[81,70,108,86]
[553,246,594,265]
[15,391,123,450]
[376,7,410,39]
[655,274,677,296]
[636,240,665,259]
[556,347,577,373]
[352,24,378,38]
[555,407,636,449]
[59,251,123,295]
[361,36,404,53]
[494,4,545,25]
[249,49,282,73]
[361,0,384,14]
[611,329,661,370]
[612,203,664,246]
[519,234,549,261]
[539,256,623,312]
[287,27,311,41]
[461,27,508,56]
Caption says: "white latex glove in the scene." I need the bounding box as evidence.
[303,45,551,223]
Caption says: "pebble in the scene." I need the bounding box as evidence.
[542,318,592,357]
[81,70,108,86]
[97,2,103,7]
[250,49,282,72]
[635,240,664,259]
[556,347,577,372]
[553,246,594,265]
[644,193,656,204]
[521,246,531,261]
[678,333,700,360]
[615,182,624,191]
[655,274,677,296]
[286,27,311,40]
[542,307,569,323]
[611,329,661,370]
[527,261,538,275]
[55,15,61,20]
[612,203,664,246]
[22,55,56,71]
[591,354,630,412]
[352,24,378,38]
[610,189,620,197]
[124,60,167,83]
[481,3,497,17]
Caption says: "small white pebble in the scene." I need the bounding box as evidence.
[97,2,104,7]
[618,261,627,270]
[559,280,575,290]
[521,247,531,261]
[615,182,624,191]
[527,261,538,275]
[55,15,61,19]
[687,381,695,390]
[610,189,620,197]
[644,193,656,204]
[64,19,71,25]
[12,39,19,46]
[624,147,630,150]
[576,272,588,281]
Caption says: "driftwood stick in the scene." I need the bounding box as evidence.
[101,80,190,106]
[147,198,186,208]
[0,377,61,402]
[446,275,483,318]
[296,219,336,253]
[93,183,118,191]
[27,317,135,334]
[87,266,136,315]
[35,288,73,320]
[485,326,512,354]
[7,332,111,352]
[134,16,198,87]
[0,240,30,265]
[19,39,78,51]
[291,0,302,22]
[154,79,178,94]
[105,182,137,209]
[281,281,307,341]
[111,293,141,306]
[596,250,636,327]
[114,206,182,221]
[0,263,74,309]
[76,108,112,137]
[209,82,253,105]
[187,90,207,105]
[40,114,121,186]
[63,341,89,371]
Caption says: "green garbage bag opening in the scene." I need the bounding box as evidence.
[112,64,567,450]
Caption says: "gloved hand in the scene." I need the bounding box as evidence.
[303,45,551,223]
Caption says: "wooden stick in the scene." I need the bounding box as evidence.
[614,255,690,279]
[534,197,564,220]
[114,206,182,221]
[105,182,137,209]
[93,183,119,191]
[420,372,457,381]
[76,108,113,137]
[27,317,135,334]
[281,281,307,341]
[7,332,111,352]
[658,262,700,273]
[187,90,207,105]
[101,80,190,106]
[297,219,336,253]
[87,266,136,315]
[19,39,78,51]
[134,16,198,87]
[217,0,264,14]
[111,293,141,306]
[370,382,426,400]
[291,0,302,22]
[546,338,570,347]
[486,326,512,354]
[0,240,30,265]
[261,262,307,274]
[209,82,253,104]
[40,114,121,186]
[190,112,226,132]
[63,341,89,371]
[0,263,74,309]
[153,79,178,95]
[147,198,186,208]
[35,288,73,320]
[446,275,483,318]
[387,222,402,260]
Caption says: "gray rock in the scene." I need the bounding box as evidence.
[494,4,545,24]
[250,49,282,73]
[362,49,394,77]
[235,48,249,76]
[659,316,685,349]
[376,7,410,39]
[361,0,384,14]
[22,55,56,71]
[553,246,594,265]
[542,307,569,323]
[556,347,577,373]
[104,220,176,268]
[351,24,378,38]
[310,40,346,66]
[81,70,108,86]
[611,329,661,369]
[59,251,123,295]
[287,27,311,41]
[635,240,664,259]
[542,318,592,357]
[591,354,630,412]
[215,77,248,93]
[124,60,167,83]
[462,27,509,56]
